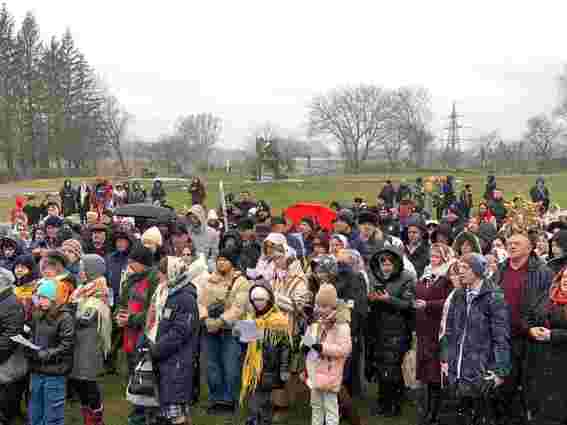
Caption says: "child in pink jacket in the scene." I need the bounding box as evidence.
[302,284,352,425]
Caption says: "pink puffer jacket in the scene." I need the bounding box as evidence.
[304,322,352,393]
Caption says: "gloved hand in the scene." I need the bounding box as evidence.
[36,350,50,362]
[280,371,290,383]
[311,343,323,354]
[205,318,223,334]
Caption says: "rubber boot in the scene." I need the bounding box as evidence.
[338,386,367,425]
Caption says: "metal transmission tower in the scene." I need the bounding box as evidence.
[442,102,471,168]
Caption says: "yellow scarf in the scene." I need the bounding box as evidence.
[240,308,289,405]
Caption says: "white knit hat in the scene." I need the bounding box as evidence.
[208,209,219,221]
[142,226,163,247]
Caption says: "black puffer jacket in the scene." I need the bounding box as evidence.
[366,247,416,383]
[335,267,368,338]
[29,304,75,376]
[0,287,24,365]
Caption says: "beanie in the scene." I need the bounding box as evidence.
[461,253,487,277]
[82,254,106,281]
[37,278,57,301]
[142,226,163,247]
[45,216,63,228]
[62,239,83,260]
[315,283,338,308]
[217,248,240,267]
[128,245,154,268]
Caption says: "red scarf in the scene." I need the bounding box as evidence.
[550,286,567,305]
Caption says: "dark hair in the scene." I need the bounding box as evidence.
[159,257,168,275]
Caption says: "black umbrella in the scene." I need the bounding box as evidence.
[114,203,176,221]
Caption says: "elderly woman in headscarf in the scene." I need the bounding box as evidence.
[262,232,311,420]
[414,243,455,425]
[145,256,199,425]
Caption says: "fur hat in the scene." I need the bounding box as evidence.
[217,248,240,267]
[142,226,163,247]
[61,239,83,260]
[358,211,378,226]
[128,245,154,267]
[315,283,338,308]
[44,216,63,228]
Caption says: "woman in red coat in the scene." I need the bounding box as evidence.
[414,242,454,425]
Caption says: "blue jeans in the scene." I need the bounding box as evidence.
[206,331,242,404]
[29,374,66,425]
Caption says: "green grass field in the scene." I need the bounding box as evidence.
[7,171,566,424]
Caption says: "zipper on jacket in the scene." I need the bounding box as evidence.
[456,290,472,380]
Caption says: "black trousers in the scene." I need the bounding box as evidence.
[0,378,28,425]
[68,379,102,409]
[492,337,526,425]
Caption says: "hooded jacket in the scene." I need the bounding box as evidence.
[366,247,416,382]
[187,205,220,269]
[60,180,76,216]
[106,232,133,307]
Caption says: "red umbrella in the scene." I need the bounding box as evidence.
[283,203,337,231]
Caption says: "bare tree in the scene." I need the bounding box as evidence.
[98,94,131,174]
[477,130,500,168]
[523,114,561,162]
[308,84,392,172]
[175,113,222,169]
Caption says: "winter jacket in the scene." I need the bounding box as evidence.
[379,184,396,208]
[106,250,129,307]
[187,205,219,270]
[492,254,553,338]
[524,291,567,419]
[304,321,352,393]
[152,274,200,406]
[29,304,75,376]
[529,185,550,204]
[367,247,416,382]
[0,287,24,365]
[415,271,452,384]
[335,268,367,338]
[189,181,206,205]
[151,181,166,204]
[60,181,76,216]
[120,269,160,353]
[69,279,110,381]
[441,280,511,386]
[199,270,251,327]
[488,199,507,222]
[76,184,91,211]
[219,230,262,272]
[405,240,430,279]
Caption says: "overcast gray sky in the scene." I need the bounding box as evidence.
[11,0,567,148]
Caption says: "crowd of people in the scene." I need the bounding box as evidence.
[0,174,565,425]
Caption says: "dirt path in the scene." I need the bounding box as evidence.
[0,183,57,199]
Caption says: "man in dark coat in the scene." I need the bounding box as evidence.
[404,219,430,279]
[491,232,553,425]
[367,247,416,418]
[333,210,369,259]
[0,267,26,425]
[59,180,76,217]
[378,180,396,209]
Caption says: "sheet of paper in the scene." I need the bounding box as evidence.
[11,334,41,351]
[301,334,317,348]
[235,320,260,343]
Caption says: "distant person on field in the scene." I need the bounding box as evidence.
[379,180,396,209]
[59,180,76,217]
[529,176,551,212]
[189,176,207,206]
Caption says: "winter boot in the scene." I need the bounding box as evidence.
[338,386,367,425]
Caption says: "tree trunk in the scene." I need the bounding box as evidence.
[114,145,128,175]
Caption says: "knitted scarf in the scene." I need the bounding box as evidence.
[70,276,112,356]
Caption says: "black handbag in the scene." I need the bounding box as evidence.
[128,354,157,397]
